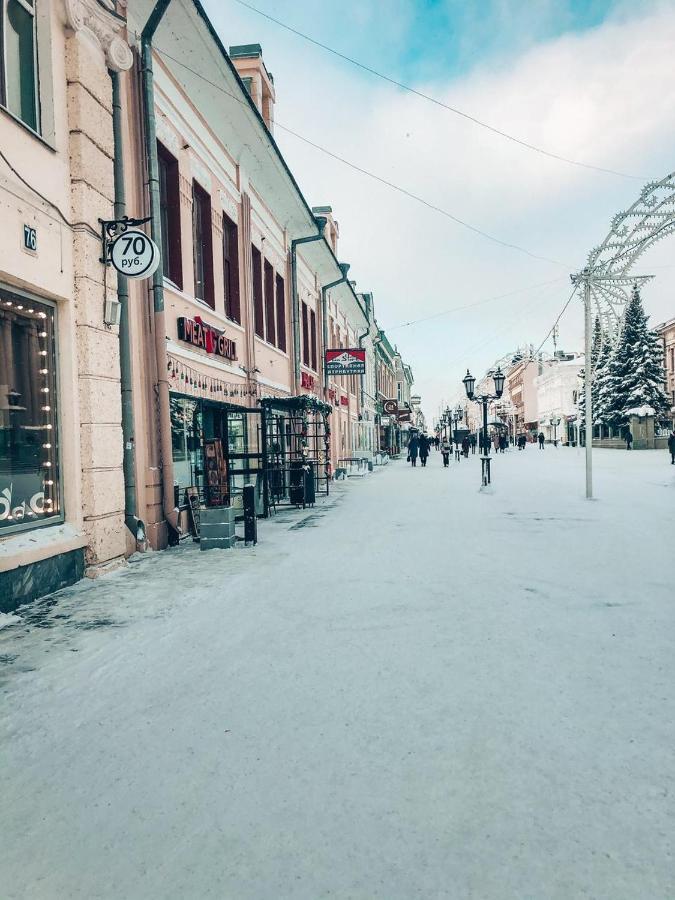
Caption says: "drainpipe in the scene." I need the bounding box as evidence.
[291,216,327,392]
[141,0,180,542]
[320,263,350,393]
[357,326,370,448]
[110,69,145,548]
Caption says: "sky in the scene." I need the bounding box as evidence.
[202,0,675,422]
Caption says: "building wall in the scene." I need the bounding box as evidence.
[1,1,132,596]
[657,318,675,427]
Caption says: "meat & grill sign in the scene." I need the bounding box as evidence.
[177,315,236,360]
[325,348,366,376]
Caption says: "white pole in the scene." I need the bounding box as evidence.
[584,276,593,499]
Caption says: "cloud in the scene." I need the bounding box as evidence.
[205,0,675,418]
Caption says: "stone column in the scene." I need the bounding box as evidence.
[63,0,133,574]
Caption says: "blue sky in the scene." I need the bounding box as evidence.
[222,0,635,81]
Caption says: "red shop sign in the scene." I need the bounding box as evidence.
[177,315,236,360]
[301,371,315,390]
[340,395,349,406]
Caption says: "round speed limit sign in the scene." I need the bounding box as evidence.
[109,229,160,280]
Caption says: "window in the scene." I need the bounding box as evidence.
[0,290,60,534]
[264,259,275,346]
[192,181,214,307]
[222,213,240,322]
[1,0,39,131]
[158,143,182,288]
[251,245,264,338]
[310,308,317,371]
[275,274,286,352]
[301,302,310,366]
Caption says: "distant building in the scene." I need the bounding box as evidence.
[655,316,675,429]
[534,354,583,445]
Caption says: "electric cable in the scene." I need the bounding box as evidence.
[386,275,568,330]
[0,148,101,240]
[230,0,648,181]
[153,44,569,268]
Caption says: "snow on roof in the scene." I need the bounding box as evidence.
[625,405,655,417]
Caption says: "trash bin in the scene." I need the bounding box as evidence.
[304,461,315,506]
[289,460,306,507]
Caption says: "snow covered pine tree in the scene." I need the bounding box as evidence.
[578,316,602,420]
[598,285,669,427]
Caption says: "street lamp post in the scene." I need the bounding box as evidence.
[452,404,463,459]
[463,367,505,487]
[550,416,561,447]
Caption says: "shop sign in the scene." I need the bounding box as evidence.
[340,395,349,406]
[397,410,411,422]
[383,399,398,415]
[109,229,160,280]
[325,348,366,376]
[328,388,336,401]
[301,371,315,390]
[177,315,236,360]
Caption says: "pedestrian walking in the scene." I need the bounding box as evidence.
[668,429,675,464]
[441,437,451,467]
[435,435,440,450]
[538,432,545,449]
[499,434,507,453]
[408,434,419,467]
[419,433,430,467]
[461,435,470,458]
[470,433,477,455]
[625,429,633,450]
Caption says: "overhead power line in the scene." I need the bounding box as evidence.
[387,276,568,330]
[153,44,569,268]
[231,0,647,182]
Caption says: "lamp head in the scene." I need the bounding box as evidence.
[493,367,505,399]
[463,369,476,401]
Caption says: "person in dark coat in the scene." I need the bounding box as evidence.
[470,433,477,454]
[499,434,507,453]
[668,430,675,464]
[408,434,419,466]
[461,435,470,457]
[419,434,430,467]
[625,429,633,450]
[538,432,545,449]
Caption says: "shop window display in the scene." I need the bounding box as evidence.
[0,291,60,532]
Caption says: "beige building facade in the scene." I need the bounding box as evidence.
[1,0,133,606]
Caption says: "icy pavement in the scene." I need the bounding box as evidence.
[1,448,674,899]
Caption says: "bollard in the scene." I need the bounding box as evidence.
[243,483,257,545]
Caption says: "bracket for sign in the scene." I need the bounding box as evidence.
[99,215,152,265]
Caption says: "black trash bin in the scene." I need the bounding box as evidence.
[289,460,306,507]
[304,461,315,506]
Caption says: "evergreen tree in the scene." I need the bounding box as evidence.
[578,316,602,419]
[598,286,669,426]
[593,338,614,424]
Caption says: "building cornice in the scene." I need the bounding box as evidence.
[63,0,133,71]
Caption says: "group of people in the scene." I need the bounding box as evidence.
[408,432,476,468]
[407,433,430,467]
[407,426,675,465]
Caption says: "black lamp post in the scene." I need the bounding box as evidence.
[463,367,505,486]
[550,416,561,447]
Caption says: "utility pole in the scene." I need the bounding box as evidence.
[583,275,593,499]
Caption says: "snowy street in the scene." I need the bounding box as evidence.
[1,447,674,899]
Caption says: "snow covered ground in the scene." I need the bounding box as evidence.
[1,447,674,899]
